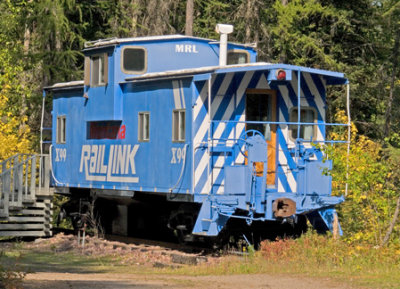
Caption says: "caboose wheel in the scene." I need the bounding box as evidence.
[168,204,196,243]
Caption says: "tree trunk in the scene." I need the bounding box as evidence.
[384,28,400,138]
[245,0,252,42]
[380,194,400,247]
[185,0,194,36]
[24,26,30,54]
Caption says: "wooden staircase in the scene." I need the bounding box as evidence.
[0,154,53,237]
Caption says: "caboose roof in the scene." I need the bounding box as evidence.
[45,62,347,91]
[46,62,347,91]
[83,34,255,50]
[124,62,348,85]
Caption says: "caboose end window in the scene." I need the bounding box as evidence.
[121,47,147,74]
[172,109,185,142]
[289,107,317,141]
[227,50,250,65]
[138,112,150,142]
[56,115,66,144]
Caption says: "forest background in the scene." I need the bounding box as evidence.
[1,0,400,248]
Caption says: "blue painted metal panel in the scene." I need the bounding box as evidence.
[113,39,257,82]
[52,77,193,194]
[297,160,332,196]
[225,166,251,195]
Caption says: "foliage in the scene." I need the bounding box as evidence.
[23,0,86,84]
[265,0,349,68]
[258,232,400,271]
[52,195,73,230]
[0,1,33,160]
[327,110,400,245]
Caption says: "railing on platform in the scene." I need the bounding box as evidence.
[0,154,50,218]
[194,120,350,195]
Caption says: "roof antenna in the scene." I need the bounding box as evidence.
[215,24,234,66]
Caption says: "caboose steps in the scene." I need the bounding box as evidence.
[0,154,53,238]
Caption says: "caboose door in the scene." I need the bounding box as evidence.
[245,89,277,186]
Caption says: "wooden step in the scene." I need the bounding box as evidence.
[19,209,46,216]
[9,206,24,211]
[22,198,36,205]
[0,223,46,230]
[6,216,46,223]
[0,230,51,237]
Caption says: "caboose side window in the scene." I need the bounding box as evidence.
[86,53,108,87]
[172,109,185,142]
[289,107,317,141]
[138,112,150,141]
[227,50,250,65]
[88,121,121,139]
[91,55,104,85]
[121,47,147,74]
[56,116,66,144]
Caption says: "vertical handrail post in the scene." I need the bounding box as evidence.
[12,156,18,206]
[44,155,50,192]
[3,171,10,217]
[39,155,43,193]
[30,156,36,200]
[24,156,29,200]
[17,162,23,207]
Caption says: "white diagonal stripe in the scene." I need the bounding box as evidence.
[278,149,296,193]
[256,73,270,89]
[279,85,293,110]
[278,106,296,193]
[193,82,208,121]
[303,73,324,142]
[211,73,234,119]
[278,178,284,193]
[291,72,305,98]
[304,73,324,120]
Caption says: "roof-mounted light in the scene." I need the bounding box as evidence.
[275,69,286,81]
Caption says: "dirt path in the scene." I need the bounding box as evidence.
[23,272,354,289]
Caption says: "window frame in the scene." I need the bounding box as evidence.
[172,109,186,143]
[121,46,147,75]
[87,53,108,87]
[138,111,150,142]
[227,49,250,65]
[288,106,317,142]
[56,115,66,144]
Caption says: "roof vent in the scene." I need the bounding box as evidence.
[215,24,234,66]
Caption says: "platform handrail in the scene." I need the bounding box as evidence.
[0,154,50,218]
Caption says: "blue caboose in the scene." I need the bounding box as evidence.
[44,24,349,241]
